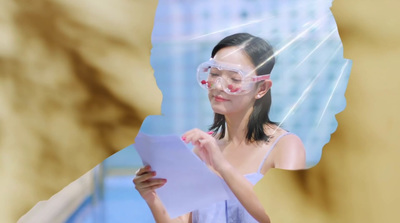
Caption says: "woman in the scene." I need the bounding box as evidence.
[133,33,306,223]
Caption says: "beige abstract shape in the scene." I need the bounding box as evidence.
[0,0,161,222]
[255,0,400,222]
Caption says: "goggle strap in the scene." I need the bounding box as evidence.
[252,74,270,82]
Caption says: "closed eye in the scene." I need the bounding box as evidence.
[231,78,242,82]
[210,72,220,77]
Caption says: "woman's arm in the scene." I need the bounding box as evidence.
[217,163,271,223]
[133,166,191,223]
[184,129,271,223]
[146,197,191,223]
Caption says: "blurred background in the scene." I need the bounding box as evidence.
[0,0,161,222]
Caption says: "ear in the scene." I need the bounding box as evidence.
[255,80,272,99]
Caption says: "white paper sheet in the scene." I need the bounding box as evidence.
[134,132,233,218]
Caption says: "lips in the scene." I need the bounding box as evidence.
[214,95,229,102]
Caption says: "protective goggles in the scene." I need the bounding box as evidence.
[196,59,270,95]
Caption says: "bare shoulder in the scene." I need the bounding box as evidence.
[262,125,306,170]
[272,132,306,170]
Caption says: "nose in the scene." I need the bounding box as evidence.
[213,77,224,90]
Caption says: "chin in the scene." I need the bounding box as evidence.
[210,105,228,115]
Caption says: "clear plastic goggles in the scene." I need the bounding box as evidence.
[196,59,270,95]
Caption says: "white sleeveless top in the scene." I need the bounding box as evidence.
[192,132,294,223]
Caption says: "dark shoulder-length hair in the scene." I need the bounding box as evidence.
[208,33,278,142]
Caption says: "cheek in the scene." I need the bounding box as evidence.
[208,92,213,101]
[233,95,256,108]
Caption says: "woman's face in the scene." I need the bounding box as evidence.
[208,46,261,116]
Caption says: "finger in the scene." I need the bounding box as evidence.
[181,131,193,143]
[148,182,167,190]
[136,178,167,190]
[185,130,207,145]
[182,128,203,142]
[137,181,167,194]
[198,138,213,148]
[197,145,209,162]
[135,165,152,176]
[181,129,192,140]
[197,148,209,164]
[199,146,212,165]
[133,171,156,184]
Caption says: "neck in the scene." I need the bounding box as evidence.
[224,107,254,145]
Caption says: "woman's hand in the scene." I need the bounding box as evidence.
[133,165,167,203]
[182,129,229,173]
